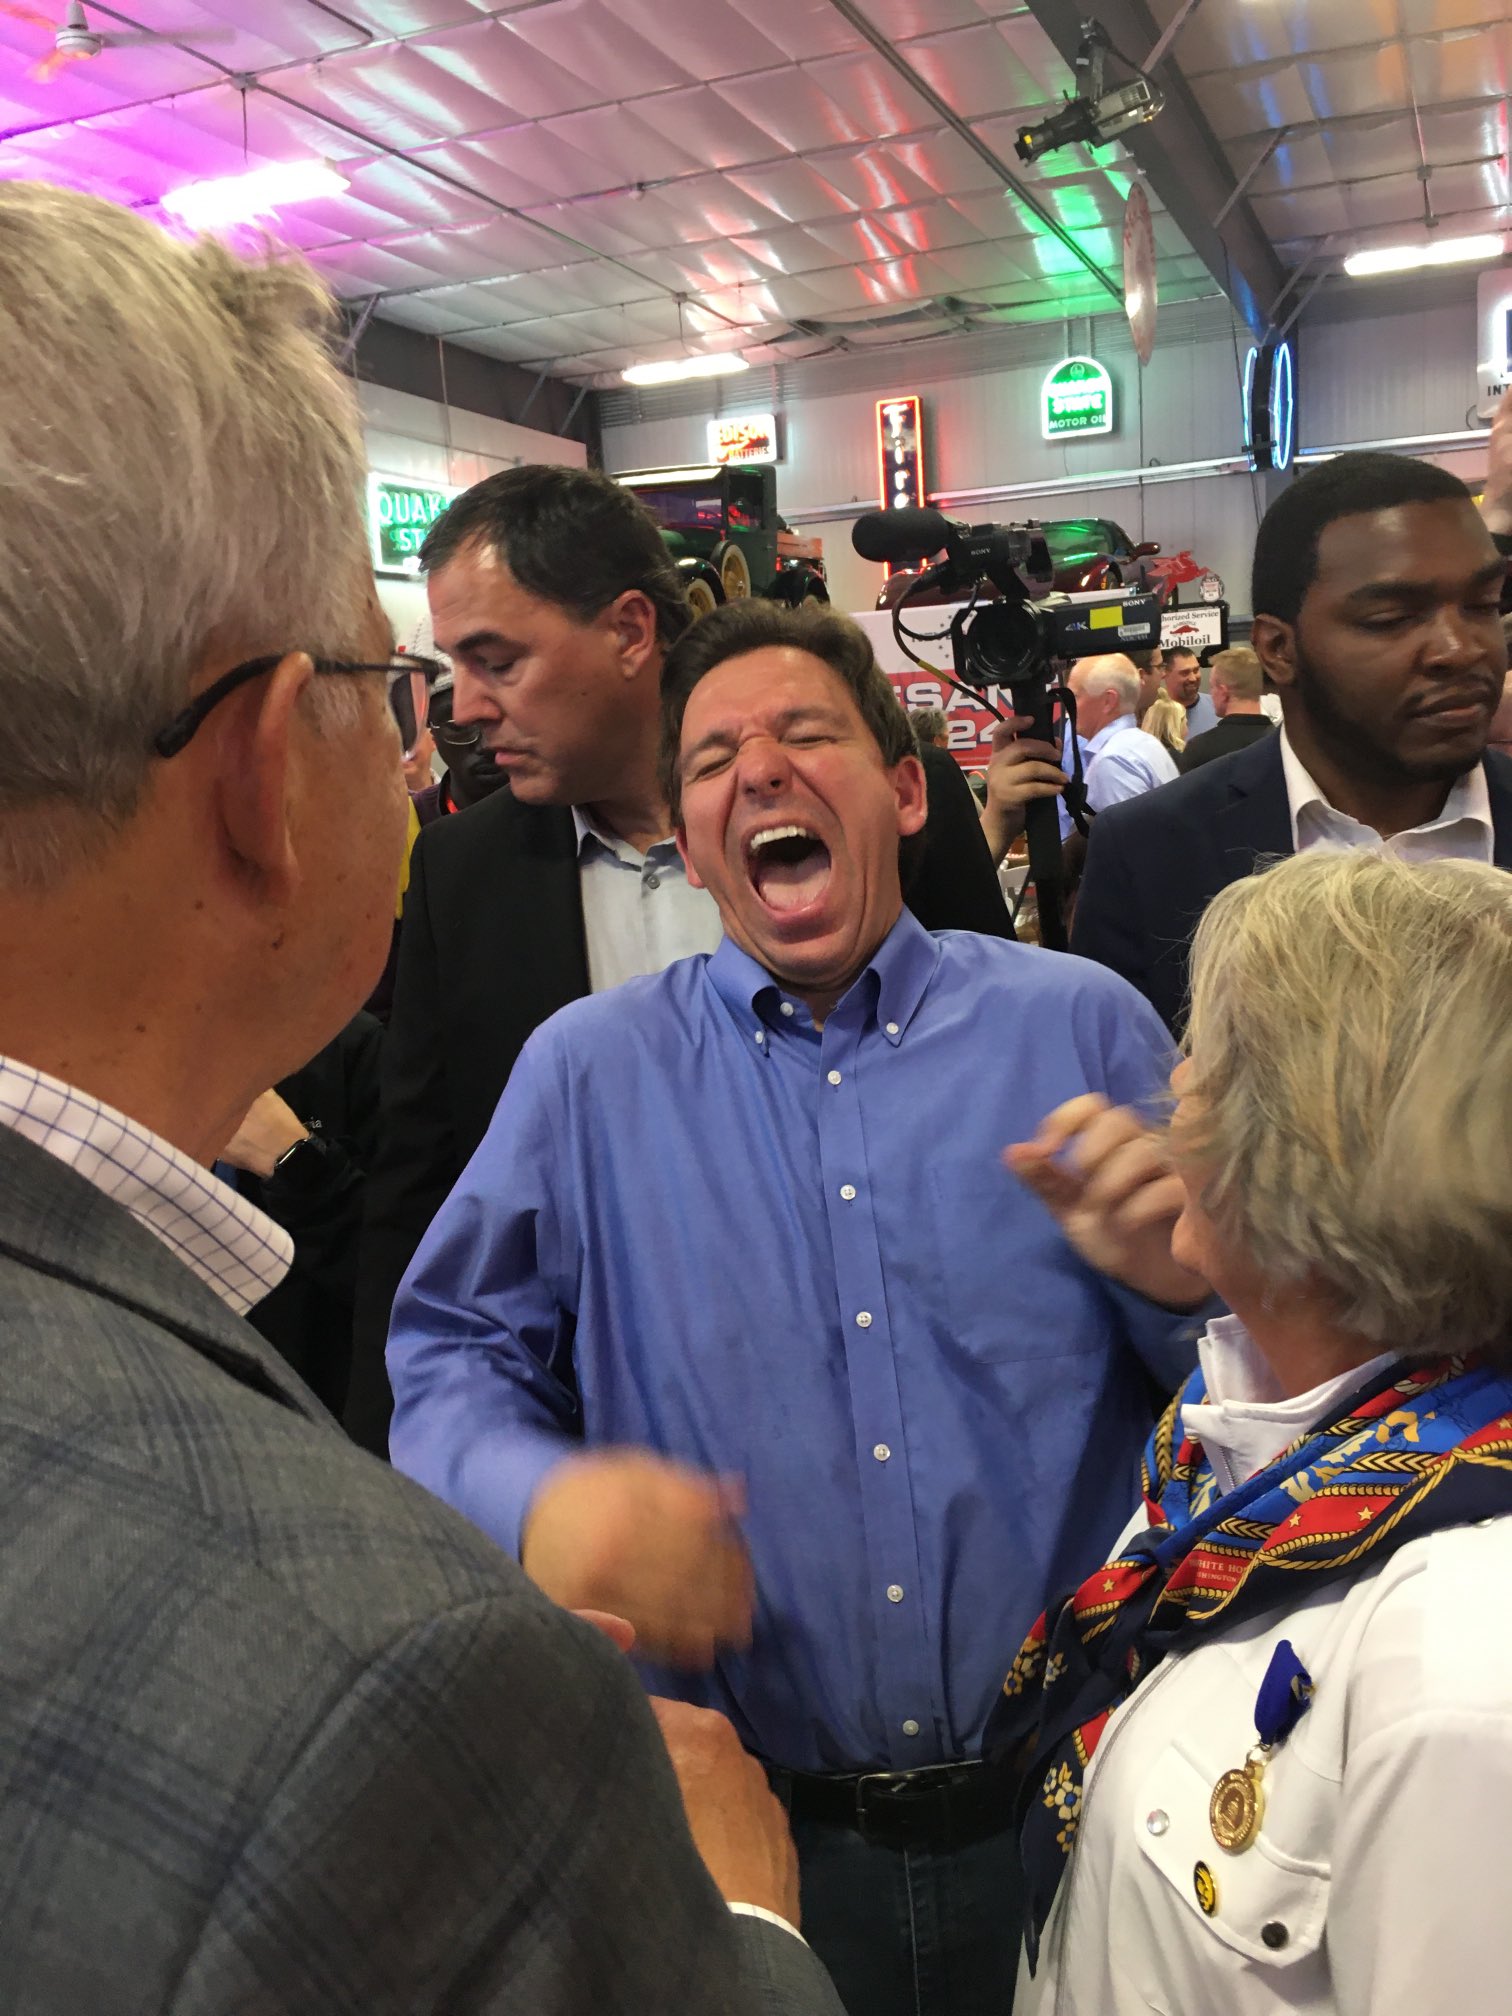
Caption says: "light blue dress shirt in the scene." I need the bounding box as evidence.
[570,807,722,993]
[1083,715,1180,812]
[389,913,1202,1774]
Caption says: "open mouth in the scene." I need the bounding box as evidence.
[745,822,834,915]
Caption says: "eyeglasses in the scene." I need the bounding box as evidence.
[151,652,449,760]
[431,714,482,749]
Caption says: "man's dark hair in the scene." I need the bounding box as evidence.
[419,463,694,649]
[658,598,915,823]
[1251,452,1472,626]
[1164,646,1200,665]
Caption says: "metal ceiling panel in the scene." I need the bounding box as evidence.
[534,103,706,187]
[1408,27,1512,103]
[492,1,704,103]
[725,0,867,61]
[597,0,800,82]
[14,0,1498,388]
[901,18,1067,122]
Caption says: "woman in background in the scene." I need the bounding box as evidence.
[1140,690,1188,763]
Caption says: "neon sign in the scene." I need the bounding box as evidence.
[1041,356,1114,439]
[876,395,925,515]
[368,473,461,576]
[1243,341,1295,472]
[707,412,778,464]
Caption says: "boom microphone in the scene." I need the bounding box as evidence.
[851,507,959,567]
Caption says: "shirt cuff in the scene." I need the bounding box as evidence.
[728,1902,808,1947]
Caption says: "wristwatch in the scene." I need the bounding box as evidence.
[269,1119,332,1190]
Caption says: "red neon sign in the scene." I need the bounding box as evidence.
[876,394,925,514]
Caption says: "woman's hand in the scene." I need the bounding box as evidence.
[1007,1094,1210,1310]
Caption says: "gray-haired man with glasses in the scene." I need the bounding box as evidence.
[0,177,842,2016]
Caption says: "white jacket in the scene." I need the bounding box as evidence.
[1019,1329,1512,2016]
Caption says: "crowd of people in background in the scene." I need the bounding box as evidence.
[2,179,1511,2016]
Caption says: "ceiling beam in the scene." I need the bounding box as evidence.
[1021,0,1286,335]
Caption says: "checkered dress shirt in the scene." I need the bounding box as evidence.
[0,1056,291,1314]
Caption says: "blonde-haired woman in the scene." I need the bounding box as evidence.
[1140,690,1188,762]
[998,850,1512,2016]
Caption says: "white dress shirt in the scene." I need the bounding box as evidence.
[0,1055,291,1314]
[1019,1317,1512,2016]
[572,808,723,994]
[1083,714,1180,813]
[1279,726,1495,864]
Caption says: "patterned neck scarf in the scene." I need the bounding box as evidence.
[985,1353,1512,1972]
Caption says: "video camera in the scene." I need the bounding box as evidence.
[852,504,1163,949]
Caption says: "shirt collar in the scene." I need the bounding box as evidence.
[706,906,942,1048]
[1278,725,1494,849]
[0,1056,292,1316]
[1182,1313,1399,1495]
[572,806,678,865]
[1086,712,1138,754]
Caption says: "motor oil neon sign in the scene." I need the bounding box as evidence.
[1041,356,1114,439]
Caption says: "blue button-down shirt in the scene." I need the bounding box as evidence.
[1083,714,1180,811]
[389,913,1200,1774]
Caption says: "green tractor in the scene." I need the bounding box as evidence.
[614,462,828,619]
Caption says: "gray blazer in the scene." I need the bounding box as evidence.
[0,1125,842,2016]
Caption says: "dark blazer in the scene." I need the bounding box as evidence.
[0,1123,842,2016]
[1176,713,1275,774]
[237,1009,383,1415]
[1072,735,1512,1036]
[346,765,1012,1454]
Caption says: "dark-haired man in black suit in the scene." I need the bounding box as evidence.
[347,465,1011,1455]
[1073,450,1512,1034]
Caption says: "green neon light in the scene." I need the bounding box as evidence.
[367,474,460,575]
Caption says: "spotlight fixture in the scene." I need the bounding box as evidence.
[1015,21,1164,165]
[621,354,751,387]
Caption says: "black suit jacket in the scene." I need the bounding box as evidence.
[346,765,1012,1454]
[1072,735,1512,1036]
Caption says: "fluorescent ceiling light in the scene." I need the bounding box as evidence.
[621,354,751,387]
[1343,233,1504,278]
[162,161,349,231]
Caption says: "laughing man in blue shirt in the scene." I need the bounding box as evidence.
[389,600,1212,2016]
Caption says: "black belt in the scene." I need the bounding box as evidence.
[769,1758,1017,1851]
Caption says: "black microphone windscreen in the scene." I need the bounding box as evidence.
[851,507,953,566]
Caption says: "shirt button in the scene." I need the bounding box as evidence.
[886,1584,904,1604]
[1146,1810,1169,1837]
[780,1001,795,1017]
[1262,1922,1290,1951]
[855,1311,872,1328]
[754,1031,765,1045]
[840,1183,857,1202]
[901,1719,920,1737]
[645,873,661,889]
[885,1021,900,1036]
[827,1069,842,1086]
[873,1443,891,1461]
